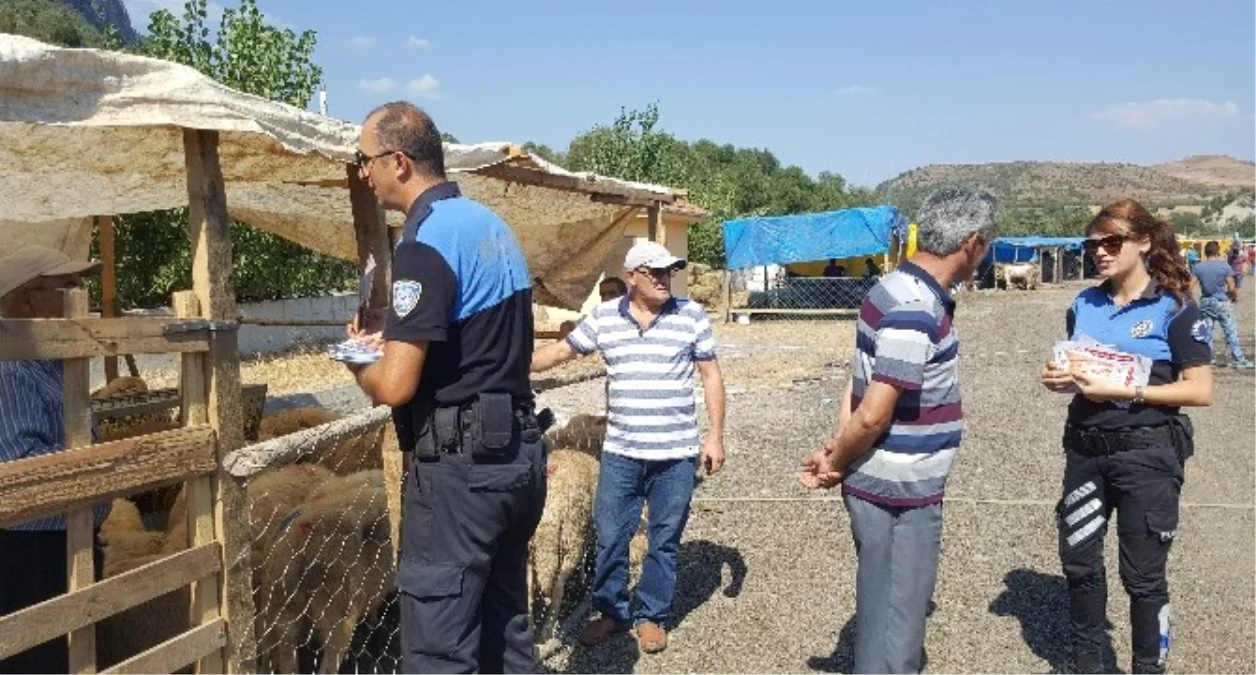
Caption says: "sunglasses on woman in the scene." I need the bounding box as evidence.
[1083,234,1129,255]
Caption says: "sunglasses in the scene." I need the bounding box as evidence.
[1083,234,1129,256]
[633,266,676,280]
[354,148,403,167]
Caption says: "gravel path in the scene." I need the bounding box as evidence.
[537,281,1256,674]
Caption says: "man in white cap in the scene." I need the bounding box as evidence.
[0,245,103,674]
[531,241,727,655]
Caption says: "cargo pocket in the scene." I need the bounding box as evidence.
[468,461,532,493]
[1145,509,1179,544]
[397,560,469,658]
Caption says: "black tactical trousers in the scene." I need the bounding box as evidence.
[1057,431,1183,674]
[398,437,547,674]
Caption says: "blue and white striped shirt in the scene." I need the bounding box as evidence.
[567,296,716,460]
[0,359,106,530]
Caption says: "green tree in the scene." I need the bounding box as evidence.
[98,0,353,308]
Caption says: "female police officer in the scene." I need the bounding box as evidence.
[1040,199,1213,674]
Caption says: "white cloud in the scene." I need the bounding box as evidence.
[836,85,875,96]
[347,36,377,50]
[407,74,442,99]
[1089,98,1240,128]
[358,77,398,94]
[406,36,433,50]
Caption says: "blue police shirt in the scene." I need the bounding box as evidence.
[382,182,534,407]
[1065,281,1211,429]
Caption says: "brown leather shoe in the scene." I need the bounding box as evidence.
[636,621,668,654]
[579,617,626,646]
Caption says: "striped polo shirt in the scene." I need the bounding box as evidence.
[567,296,716,460]
[842,261,963,507]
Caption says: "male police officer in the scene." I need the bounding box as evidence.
[346,102,546,673]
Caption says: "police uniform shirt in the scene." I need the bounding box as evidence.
[383,182,534,407]
[1065,281,1211,430]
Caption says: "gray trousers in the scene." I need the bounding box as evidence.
[844,493,944,674]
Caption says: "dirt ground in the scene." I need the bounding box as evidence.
[135,279,1253,673]
[535,281,1256,674]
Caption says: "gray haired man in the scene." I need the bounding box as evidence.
[799,188,997,673]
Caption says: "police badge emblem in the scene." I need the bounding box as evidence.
[1190,319,1210,344]
[392,280,422,317]
[1130,319,1153,338]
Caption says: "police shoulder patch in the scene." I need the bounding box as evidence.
[392,280,422,318]
[1190,319,1210,344]
[1130,319,1154,338]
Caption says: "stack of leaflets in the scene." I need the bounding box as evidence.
[1052,334,1152,406]
[328,338,382,365]
[328,254,383,365]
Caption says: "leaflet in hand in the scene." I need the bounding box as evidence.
[1052,334,1152,390]
[328,338,383,365]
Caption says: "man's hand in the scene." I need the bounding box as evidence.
[1040,361,1076,393]
[347,308,387,347]
[699,436,725,476]
[797,444,842,490]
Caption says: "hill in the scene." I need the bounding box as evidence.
[0,0,136,46]
[878,155,1254,221]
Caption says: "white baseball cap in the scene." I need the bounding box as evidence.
[624,242,686,271]
[0,246,101,300]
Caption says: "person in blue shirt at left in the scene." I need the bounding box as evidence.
[1040,199,1214,674]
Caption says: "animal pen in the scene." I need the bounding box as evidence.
[0,34,694,673]
[719,206,909,321]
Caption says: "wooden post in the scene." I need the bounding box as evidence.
[61,288,96,674]
[1054,248,1063,285]
[174,291,224,675]
[347,164,404,562]
[183,128,256,674]
[100,216,120,382]
[347,165,392,309]
[721,270,732,324]
[647,203,664,245]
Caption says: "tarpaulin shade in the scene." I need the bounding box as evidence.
[721,206,906,270]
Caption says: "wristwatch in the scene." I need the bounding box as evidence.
[1132,385,1146,404]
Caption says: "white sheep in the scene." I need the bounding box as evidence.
[256,470,393,675]
[529,447,600,641]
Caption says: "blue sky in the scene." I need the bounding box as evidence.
[121,0,1255,187]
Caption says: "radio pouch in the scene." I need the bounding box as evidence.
[473,393,515,458]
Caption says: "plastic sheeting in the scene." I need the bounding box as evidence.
[0,34,688,310]
[985,237,1085,264]
[721,206,906,270]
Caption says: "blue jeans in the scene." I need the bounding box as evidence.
[1199,296,1247,363]
[591,452,698,628]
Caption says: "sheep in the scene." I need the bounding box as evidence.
[544,413,607,458]
[996,261,1042,290]
[90,375,148,400]
[259,406,385,476]
[257,470,393,675]
[99,498,165,578]
[528,448,600,641]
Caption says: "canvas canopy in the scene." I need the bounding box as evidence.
[984,236,1085,264]
[721,205,907,271]
[0,34,689,310]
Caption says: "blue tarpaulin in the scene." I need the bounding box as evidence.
[985,236,1085,264]
[721,206,907,270]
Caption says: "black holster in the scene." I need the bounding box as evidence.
[1167,415,1195,466]
[409,394,540,461]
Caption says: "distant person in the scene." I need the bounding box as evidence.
[1246,245,1254,276]
[599,276,628,302]
[864,257,882,278]
[823,259,846,278]
[1195,241,1253,368]
[1184,246,1200,269]
[1040,199,1214,674]
[798,187,997,674]
[1227,243,1244,288]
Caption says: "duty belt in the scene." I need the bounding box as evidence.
[410,396,539,457]
[1064,423,1175,457]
